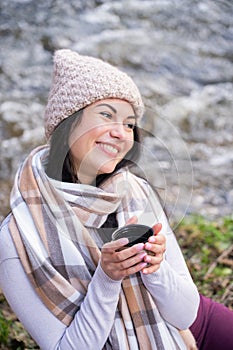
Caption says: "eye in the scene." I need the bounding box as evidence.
[124,122,136,130]
[100,111,112,119]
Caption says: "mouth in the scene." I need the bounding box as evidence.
[96,142,119,156]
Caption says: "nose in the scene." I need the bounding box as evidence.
[109,122,126,139]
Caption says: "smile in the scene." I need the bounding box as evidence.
[97,142,119,155]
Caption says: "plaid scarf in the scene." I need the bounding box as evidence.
[9,146,185,350]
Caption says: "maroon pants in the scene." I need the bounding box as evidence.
[190,294,233,350]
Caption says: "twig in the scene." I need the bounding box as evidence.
[220,282,233,304]
[204,244,233,280]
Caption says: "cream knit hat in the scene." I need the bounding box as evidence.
[44,49,144,139]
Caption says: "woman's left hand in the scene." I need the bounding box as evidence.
[141,223,166,275]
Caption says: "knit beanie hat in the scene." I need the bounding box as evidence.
[44,49,144,140]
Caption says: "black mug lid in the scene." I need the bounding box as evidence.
[112,224,153,247]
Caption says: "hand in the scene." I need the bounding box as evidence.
[141,223,166,275]
[100,216,147,281]
[101,240,148,280]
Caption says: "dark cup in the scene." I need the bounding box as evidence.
[112,224,153,247]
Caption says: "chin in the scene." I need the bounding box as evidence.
[98,162,118,175]
[98,167,115,175]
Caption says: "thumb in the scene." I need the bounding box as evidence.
[126,216,138,225]
[152,223,162,236]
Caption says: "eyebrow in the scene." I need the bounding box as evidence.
[95,103,136,120]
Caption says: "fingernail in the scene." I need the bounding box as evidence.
[139,252,147,259]
[145,256,151,263]
[145,243,152,250]
[120,238,129,245]
[136,243,144,251]
[140,262,148,269]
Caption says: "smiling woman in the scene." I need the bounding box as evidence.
[0,49,232,350]
[45,99,141,186]
[68,99,135,184]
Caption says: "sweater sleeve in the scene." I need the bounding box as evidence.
[139,184,200,330]
[0,218,122,350]
[141,234,200,329]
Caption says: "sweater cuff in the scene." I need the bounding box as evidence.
[92,262,122,295]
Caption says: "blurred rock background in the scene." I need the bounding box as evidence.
[0,0,233,225]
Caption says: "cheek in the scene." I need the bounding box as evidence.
[69,125,92,148]
[69,130,88,161]
[125,138,134,153]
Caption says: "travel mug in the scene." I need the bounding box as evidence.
[112,224,153,247]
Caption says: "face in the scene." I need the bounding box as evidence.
[68,99,136,184]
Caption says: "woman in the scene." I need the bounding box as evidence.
[0,49,232,350]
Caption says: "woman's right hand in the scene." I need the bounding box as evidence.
[100,239,148,281]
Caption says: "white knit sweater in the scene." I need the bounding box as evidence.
[0,213,199,349]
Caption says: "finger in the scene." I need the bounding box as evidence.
[142,253,164,274]
[141,262,161,275]
[118,250,147,270]
[124,261,148,276]
[126,216,138,225]
[116,242,145,261]
[144,241,166,255]
[102,238,129,252]
[148,233,166,245]
[144,253,163,265]
[152,223,162,236]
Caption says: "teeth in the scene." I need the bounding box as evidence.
[99,143,118,154]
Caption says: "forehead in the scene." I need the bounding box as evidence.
[87,98,135,115]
